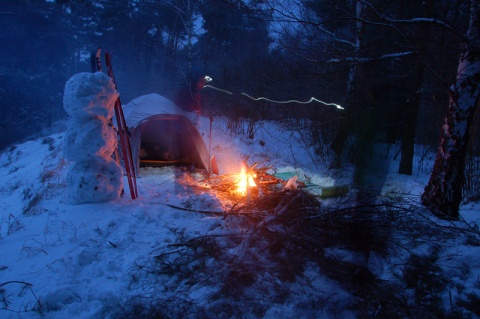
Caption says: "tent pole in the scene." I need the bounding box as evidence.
[208,115,213,175]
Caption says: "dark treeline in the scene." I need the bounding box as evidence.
[0,1,475,176]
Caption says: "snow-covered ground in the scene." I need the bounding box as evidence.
[1,115,479,318]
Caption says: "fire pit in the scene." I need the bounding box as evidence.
[198,158,303,208]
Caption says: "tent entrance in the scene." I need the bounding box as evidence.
[133,114,209,170]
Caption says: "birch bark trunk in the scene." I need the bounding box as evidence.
[422,0,480,219]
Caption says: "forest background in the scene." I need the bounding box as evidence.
[1,0,479,211]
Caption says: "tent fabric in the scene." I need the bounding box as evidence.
[123,94,209,171]
[123,93,189,128]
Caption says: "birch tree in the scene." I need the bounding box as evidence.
[422,0,480,219]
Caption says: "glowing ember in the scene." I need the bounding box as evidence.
[236,167,257,195]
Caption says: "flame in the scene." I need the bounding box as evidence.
[236,167,257,195]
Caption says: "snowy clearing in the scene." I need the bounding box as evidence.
[1,116,479,319]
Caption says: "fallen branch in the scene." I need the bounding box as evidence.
[0,281,42,314]
[164,204,225,216]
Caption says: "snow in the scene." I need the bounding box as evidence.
[63,73,123,204]
[63,72,118,121]
[1,107,479,318]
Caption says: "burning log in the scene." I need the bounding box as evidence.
[198,159,302,206]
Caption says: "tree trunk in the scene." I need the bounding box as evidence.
[330,0,365,168]
[399,0,433,175]
[422,0,480,219]
[398,57,423,175]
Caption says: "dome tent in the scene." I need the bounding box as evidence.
[122,93,209,171]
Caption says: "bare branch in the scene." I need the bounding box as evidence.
[359,0,459,34]
[336,1,453,88]
[326,51,414,63]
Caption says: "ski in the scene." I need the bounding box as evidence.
[90,47,102,73]
[104,50,139,200]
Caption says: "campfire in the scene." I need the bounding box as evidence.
[173,158,348,216]
[199,158,302,207]
[235,163,257,195]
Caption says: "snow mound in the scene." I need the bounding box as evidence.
[63,72,123,204]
